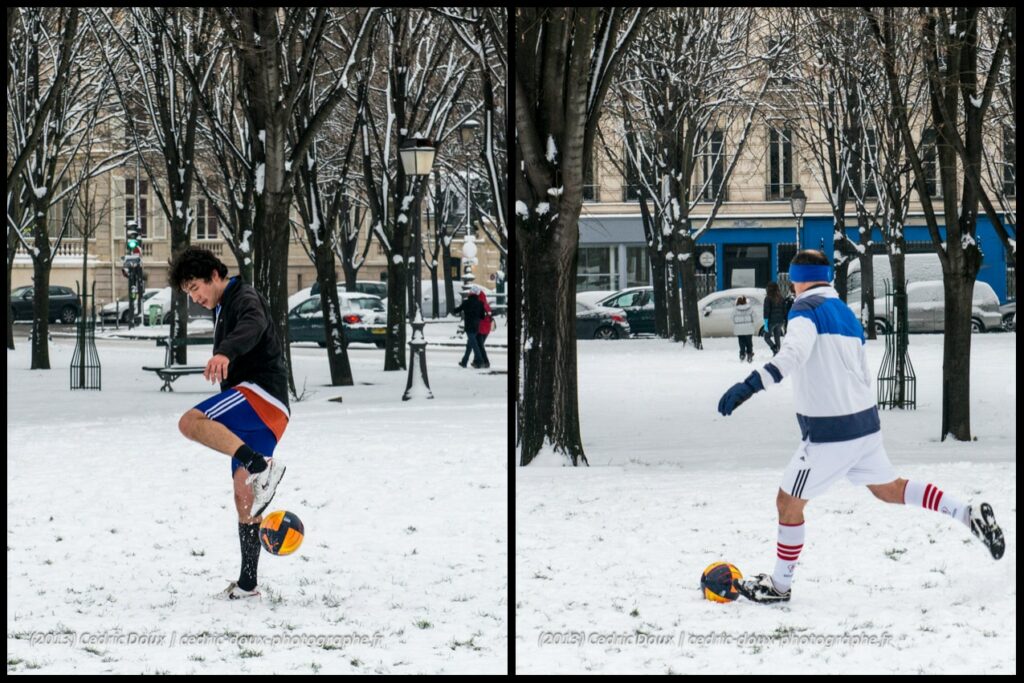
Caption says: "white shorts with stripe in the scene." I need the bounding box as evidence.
[780,431,896,500]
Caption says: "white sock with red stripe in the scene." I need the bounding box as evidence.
[903,481,970,527]
[770,522,804,593]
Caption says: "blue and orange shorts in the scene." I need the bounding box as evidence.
[192,381,290,477]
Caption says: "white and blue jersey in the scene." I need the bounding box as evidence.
[753,284,880,443]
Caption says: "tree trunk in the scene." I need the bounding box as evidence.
[677,235,702,348]
[30,255,51,370]
[7,234,17,350]
[253,189,296,395]
[314,241,354,386]
[650,250,668,337]
[384,260,408,370]
[518,212,587,466]
[667,257,684,342]
[429,267,440,318]
[941,272,975,440]
[442,240,455,316]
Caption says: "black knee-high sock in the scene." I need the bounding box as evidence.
[234,444,267,474]
[238,522,261,591]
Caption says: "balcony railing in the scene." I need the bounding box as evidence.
[692,185,728,202]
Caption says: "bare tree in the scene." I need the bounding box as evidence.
[612,8,777,347]
[289,22,373,387]
[445,9,508,276]
[354,9,475,371]
[516,8,647,466]
[7,8,80,350]
[423,172,461,318]
[9,8,129,369]
[70,124,117,388]
[92,8,217,363]
[864,7,1013,440]
[6,9,80,192]
[171,7,378,396]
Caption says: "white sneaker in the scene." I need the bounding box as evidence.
[246,458,286,518]
[215,581,261,600]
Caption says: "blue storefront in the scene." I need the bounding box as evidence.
[578,214,1015,303]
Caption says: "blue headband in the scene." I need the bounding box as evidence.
[789,264,832,283]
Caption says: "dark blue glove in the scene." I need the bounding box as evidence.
[718,371,765,416]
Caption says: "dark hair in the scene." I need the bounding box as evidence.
[736,296,747,305]
[790,249,829,267]
[169,247,228,290]
[765,281,782,304]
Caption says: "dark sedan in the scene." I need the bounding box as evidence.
[594,287,655,335]
[576,300,631,340]
[288,293,387,348]
[10,285,81,324]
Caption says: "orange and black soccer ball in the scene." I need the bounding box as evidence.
[700,562,742,602]
[259,510,305,556]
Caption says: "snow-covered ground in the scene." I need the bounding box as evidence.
[8,336,507,674]
[517,333,1015,674]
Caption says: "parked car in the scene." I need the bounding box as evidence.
[593,286,655,334]
[99,288,163,323]
[137,287,214,325]
[292,282,393,315]
[696,288,766,338]
[288,292,387,347]
[871,280,1002,333]
[10,285,82,323]
[999,300,1015,332]
[575,300,631,340]
[575,290,617,307]
[311,279,388,299]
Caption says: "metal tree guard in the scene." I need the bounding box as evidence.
[876,279,915,409]
[70,280,101,390]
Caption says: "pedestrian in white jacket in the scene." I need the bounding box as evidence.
[732,296,757,362]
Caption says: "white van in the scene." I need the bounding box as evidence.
[846,253,942,319]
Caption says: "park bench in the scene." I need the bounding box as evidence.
[142,335,214,392]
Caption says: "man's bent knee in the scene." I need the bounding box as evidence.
[868,478,906,504]
[776,488,807,522]
[178,409,205,439]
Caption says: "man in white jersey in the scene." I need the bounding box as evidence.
[716,250,1005,603]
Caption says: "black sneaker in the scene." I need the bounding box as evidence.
[733,573,791,603]
[458,362,468,368]
[968,503,1005,560]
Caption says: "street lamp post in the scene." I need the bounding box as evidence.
[459,120,480,290]
[789,184,807,250]
[400,138,437,401]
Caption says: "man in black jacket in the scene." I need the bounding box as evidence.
[171,247,289,600]
[453,286,487,368]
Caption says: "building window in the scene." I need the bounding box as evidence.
[576,246,616,291]
[195,199,219,240]
[766,37,795,88]
[1003,127,1016,197]
[767,127,794,200]
[921,128,941,198]
[626,246,650,287]
[624,143,651,202]
[583,153,597,202]
[851,129,878,199]
[698,130,725,201]
[124,179,149,237]
[48,180,87,239]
